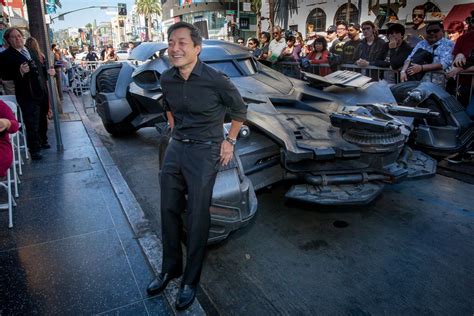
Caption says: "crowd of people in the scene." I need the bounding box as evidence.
[0,27,56,163]
[239,6,474,118]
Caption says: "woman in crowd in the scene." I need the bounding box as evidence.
[25,37,53,149]
[247,37,261,58]
[0,100,19,178]
[258,31,270,61]
[279,35,301,62]
[447,21,465,44]
[305,36,330,76]
[295,32,304,48]
[52,44,63,100]
[104,46,118,62]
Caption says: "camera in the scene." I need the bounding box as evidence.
[27,59,37,69]
[26,59,40,77]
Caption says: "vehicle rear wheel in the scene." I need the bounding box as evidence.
[103,120,136,136]
[96,67,121,93]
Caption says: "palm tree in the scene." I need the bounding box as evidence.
[272,0,298,30]
[251,0,262,36]
[135,0,162,41]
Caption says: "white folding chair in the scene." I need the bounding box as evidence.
[16,106,29,161]
[0,167,15,228]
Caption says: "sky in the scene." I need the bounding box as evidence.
[50,0,136,31]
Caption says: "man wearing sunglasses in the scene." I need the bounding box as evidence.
[267,26,287,63]
[406,5,427,48]
[401,21,453,87]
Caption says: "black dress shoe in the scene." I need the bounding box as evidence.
[175,284,196,310]
[41,143,51,149]
[30,152,43,160]
[146,272,180,296]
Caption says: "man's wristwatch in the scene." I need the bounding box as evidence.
[225,136,237,146]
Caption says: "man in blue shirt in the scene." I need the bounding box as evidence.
[400,21,453,87]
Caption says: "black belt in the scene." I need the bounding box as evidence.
[172,138,214,145]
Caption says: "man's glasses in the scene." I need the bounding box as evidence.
[426,28,441,35]
[237,41,244,44]
[412,14,424,18]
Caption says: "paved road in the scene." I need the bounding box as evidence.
[87,111,474,315]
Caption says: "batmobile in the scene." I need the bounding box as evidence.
[90,41,472,243]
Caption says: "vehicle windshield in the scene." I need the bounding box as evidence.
[206,58,257,77]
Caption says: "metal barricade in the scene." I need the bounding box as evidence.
[339,64,399,83]
[273,61,301,79]
[305,63,332,76]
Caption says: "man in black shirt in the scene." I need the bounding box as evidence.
[342,22,361,64]
[146,22,247,310]
[330,20,349,56]
[84,46,98,61]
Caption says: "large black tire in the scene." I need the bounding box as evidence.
[95,66,138,136]
[103,121,136,136]
[96,67,121,93]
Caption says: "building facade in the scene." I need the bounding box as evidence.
[260,0,474,38]
[161,0,257,42]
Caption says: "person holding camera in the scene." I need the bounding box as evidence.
[400,21,453,87]
[0,27,49,160]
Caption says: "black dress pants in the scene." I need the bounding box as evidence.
[18,98,41,154]
[160,139,220,286]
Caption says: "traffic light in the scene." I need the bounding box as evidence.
[118,3,127,16]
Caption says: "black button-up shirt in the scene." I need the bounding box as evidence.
[161,59,247,143]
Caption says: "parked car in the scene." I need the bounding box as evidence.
[90,41,473,243]
[116,50,129,60]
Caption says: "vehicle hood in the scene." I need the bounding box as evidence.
[129,42,168,61]
[232,71,294,97]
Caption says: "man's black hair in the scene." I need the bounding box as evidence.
[412,5,425,14]
[248,37,259,45]
[167,21,202,47]
[426,21,443,30]
[336,20,348,28]
[387,23,406,36]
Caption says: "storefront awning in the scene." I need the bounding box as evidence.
[443,3,474,30]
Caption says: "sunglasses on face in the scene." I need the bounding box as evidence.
[412,14,424,18]
[272,32,280,35]
[426,28,441,35]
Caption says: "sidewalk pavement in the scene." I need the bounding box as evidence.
[0,92,176,314]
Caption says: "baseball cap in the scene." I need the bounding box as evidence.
[349,23,361,31]
[327,25,337,33]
